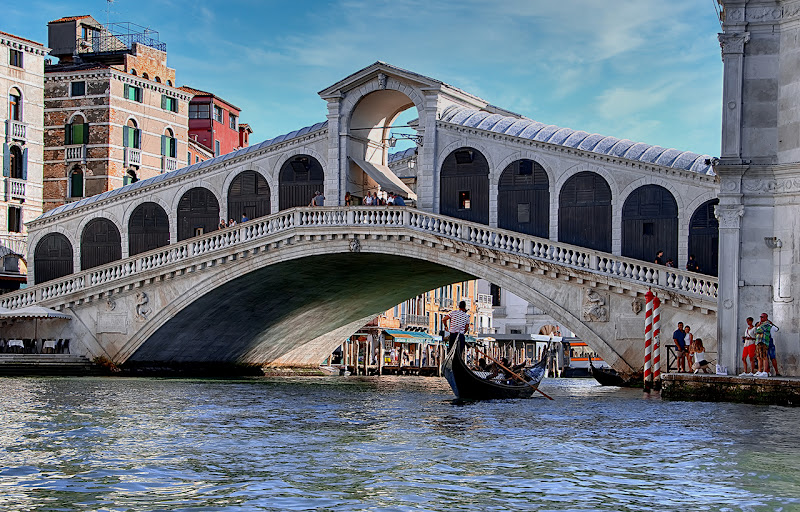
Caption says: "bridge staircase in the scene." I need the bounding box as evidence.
[0,354,99,376]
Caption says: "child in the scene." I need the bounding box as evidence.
[692,339,711,374]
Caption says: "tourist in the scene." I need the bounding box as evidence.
[673,321,687,372]
[753,313,773,377]
[344,191,352,206]
[686,254,700,272]
[684,325,694,371]
[666,258,675,268]
[309,191,324,207]
[387,192,395,205]
[241,213,249,223]
[739,317,756,376]
[227,218,236,227]
[442,300,470,352]
[654,250,664,265]
[372,192,379,205]
[691,338,712,374]
[218,218,226,230]
[394,194,405,206]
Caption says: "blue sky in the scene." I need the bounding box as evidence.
[6,0,724,157]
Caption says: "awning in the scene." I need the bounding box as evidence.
[0,305,72,319]
[350,156,417,200]
[383,329,433,342]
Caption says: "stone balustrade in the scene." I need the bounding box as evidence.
[64,144,86,163]
[0,207,719,310]
[8,120,26,142]
[162,156,178,172]
[4,178,26,201]
[125,147,142,167]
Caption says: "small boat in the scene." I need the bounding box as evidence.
[442,341,549,400]
[589,356,626,386]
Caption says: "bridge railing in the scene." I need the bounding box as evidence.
[0,207,718,309]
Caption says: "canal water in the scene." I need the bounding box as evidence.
[1,376,798,512]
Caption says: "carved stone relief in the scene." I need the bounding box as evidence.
[631,299,643,315]
[135,292,152,321]
[718,32,750,54]
[714,204,745,229]
[349,238,361,253]
[582,289,608,322]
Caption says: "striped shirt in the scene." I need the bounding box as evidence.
[446,309,470,334]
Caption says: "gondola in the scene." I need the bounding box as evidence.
[442,340,549,400]
[589,356,626,387]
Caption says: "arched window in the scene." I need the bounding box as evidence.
[80,218,122,270]
[65,114,88,145]
[129,202,170,255]
[8,145,25,180]
[621,185,678,264]
[162,127,177,158]
[167,80,173,86]
[278,155,324,209]
[142,72,150,80]
[154,76,161,83]
[558,171,612,252]
[70,166,84,198]
[177,187,220,240]
[130,69,137,76]
[9,87,22,121]
[34,233,73,284]
[123,169,138,186]
[688,199,719,276]
[498,159,549,237]
[228,171,271,221]
[124,119,141,149]
[440,147,489,225]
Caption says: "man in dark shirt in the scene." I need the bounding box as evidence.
[686,254,700,272]
[673,321,687,372]
[654,250,664,265]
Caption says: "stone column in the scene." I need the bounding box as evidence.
[718,31,750,161]
[325,95,343,205]
[714,186,744,373]
[417,92,439,213]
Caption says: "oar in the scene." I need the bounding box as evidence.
[473,347,554,400]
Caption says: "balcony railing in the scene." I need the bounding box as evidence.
[477,293,493,305]
[125,147,142,167]
[65,144,86,163]
[440,298,453,309]
[401,314,428,327]
[162,156,178,173]
[4,178,26,201]
[7,120,26,142]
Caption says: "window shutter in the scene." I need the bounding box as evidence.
[64,123,72,145]
[123,125,129,147]
[137,87,142,102]
[124,84,130,99]
[21,148,28,180]
[2,143,9,177]
[83,123,89,144]
[161,135,167,156]
[135,128,141,149]
[169,137,176,158]
[161,95,167,110]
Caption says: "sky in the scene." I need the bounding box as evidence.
[5,0,724,157]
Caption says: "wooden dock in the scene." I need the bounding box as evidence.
[662,373,800,407]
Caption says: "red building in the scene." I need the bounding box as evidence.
[179,86,249,157]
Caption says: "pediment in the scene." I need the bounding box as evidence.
[318,61,443,99]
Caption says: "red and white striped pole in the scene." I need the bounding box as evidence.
[652,295,662,388]
[644,290,654,390]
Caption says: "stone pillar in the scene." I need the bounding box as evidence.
[325,96,343,206]
[417,93,439,213]
[718,31,749,161]
[714,188,744,373]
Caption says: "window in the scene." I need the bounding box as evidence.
[7,206,22,232]
[517,203,531,224]
[154,76,161,83]
[214,140,220,156]
[458,191,471,210]
[162,129,177,158]
[123,119,140,149]
[213,105,223,123]
[187,151,191,166]
[189,103,210,119]
[9,88,21,121]
[71,81,86,97]
[124,84,142,102]
[229,114,237,130]
[161,94,178,112]
[8,145,25,179]
[195,155,200,163]
[70,168,84,198]
[643,222,655,236]
[65,118,89,145]
[9,49,23,68]
[123,170,138,186]
[490,284,501,307]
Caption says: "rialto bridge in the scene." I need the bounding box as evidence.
[1,62,723,374]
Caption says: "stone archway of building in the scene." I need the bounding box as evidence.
[80,218,122,270]
[34,233,73,284]
[558,171,612,252]
[177,187,220,241]
[440,147,490,225]
[689,199,719,276]
[129,202,170,256]
[498,158,549,237]
[228,170,271,221]
[278,155,324,210]
[621,184,678,265]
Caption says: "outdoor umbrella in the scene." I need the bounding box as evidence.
[0,306,72,343]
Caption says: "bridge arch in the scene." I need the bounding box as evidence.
[558,171,613,252]
[497,158,550,237]
[176,187,221,241]
[620,184,678,265]
[688,198,720,276]
[227,170,271,222]
[33,232,74,284]
[80,218,122,270]
[439,146,490,225]
[127,202,171,256]
[278,154,325,209]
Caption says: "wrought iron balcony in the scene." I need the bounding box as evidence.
[4,178,26,201]
[7,120,26,142]
[162,156,178,173]
[65,144,86,163]
[125,147,142,167]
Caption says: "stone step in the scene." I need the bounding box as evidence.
[0,354,100,376]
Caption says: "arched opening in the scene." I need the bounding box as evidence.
[154,76,162,83]
[129,202,170,256]
[9,145,24,179]
[9,87,22,121]
[167,80,173,86]
[130,69,137,76]
[65,114,88,145]
[69,166,84,198]
[228,171,271,221]
[498,159,549,237]
[81,218,122,270]
[621,185,678,264]
[347,88,420,203]
[142,72,150,80]
[162,127,177,159]
[177,187,220,241]
[558,171,612,252]
[34,233,73,284]
[440,147,489,224]
[688,199,719,276]
[124,118,141,149]
[278,155,324,210]
[123,169,138,186]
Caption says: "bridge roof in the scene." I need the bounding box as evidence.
[39,120,329,220]
[439,106,714,175]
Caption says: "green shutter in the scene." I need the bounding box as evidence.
[71,124,82,145]
[64,123,72,145]
[21,148,27,180]
[161,135,167,156]
[2,143,9,177]
[123,125,129,147]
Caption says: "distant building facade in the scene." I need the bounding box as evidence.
[180,86,248,157]
[42,16,191,212]
[1,30,49,292]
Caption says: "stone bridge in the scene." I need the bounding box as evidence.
[1,207,718,374]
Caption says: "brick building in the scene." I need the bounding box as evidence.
[179,86,250,157]
[42,16,191,212]
[1,31,49,292]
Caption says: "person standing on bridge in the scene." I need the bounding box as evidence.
[393,194,405,206]
[443,300,471,352]
[309,191,325,207]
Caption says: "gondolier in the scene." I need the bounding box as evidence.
[442,301,470,351]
